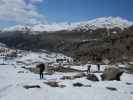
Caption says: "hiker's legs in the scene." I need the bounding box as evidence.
[40,73,41,79]
[87,70,89,74]
[40,73,43,79]
[42,73,43,79]
[89,68,90,72]
[87,68,90,74]
[97,65,100,72]
[39,73,41,79]
[98,67,100,71]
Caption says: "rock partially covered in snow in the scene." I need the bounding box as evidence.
[101,67,123,81]
[86,74,99,81]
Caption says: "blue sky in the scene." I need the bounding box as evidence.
[0,0,132,28]
[38,0,133,22]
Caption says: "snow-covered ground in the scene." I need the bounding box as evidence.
[0,51,133,100]
[12,51,72,68]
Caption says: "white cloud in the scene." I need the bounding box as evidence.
[30,0,43,4]
[0,0,46,25]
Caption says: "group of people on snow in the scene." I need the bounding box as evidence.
[36,62,101,79]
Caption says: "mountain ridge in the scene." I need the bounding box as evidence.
[2,17,133,32]
[0,17,133,63]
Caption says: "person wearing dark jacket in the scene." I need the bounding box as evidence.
[87,64,91,74]
[36,63,45,79]
[97,64,100,72]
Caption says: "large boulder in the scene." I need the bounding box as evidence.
[86,74,99,81]
[101,67,123,81]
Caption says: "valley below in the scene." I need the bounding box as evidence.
[1,24,133,64]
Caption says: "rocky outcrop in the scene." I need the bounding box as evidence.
[101,67,123,81]
[86,74,99,81]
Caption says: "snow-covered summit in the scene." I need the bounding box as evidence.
[3,25,31,32]
[30,23,77,32]
[76,17,133,30]
[2,17,133,32]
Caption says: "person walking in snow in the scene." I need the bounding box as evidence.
[36,63,45,79]
[87,64,91,74]
[97,64,100,72]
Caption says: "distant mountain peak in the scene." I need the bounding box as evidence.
[76,16,133,30]
[3,25,31,32]
[2,17,133,32]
